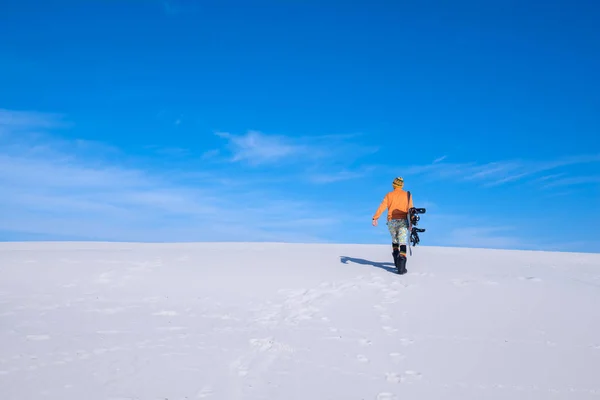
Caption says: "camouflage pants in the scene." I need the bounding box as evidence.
[386,218,408,245]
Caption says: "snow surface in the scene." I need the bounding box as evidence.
[0,242,599,399]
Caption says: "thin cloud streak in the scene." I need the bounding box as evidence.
[0,111,342,242]
[399,154,600,189]
[446,226,523,249]
[213,130,379,168]
[542,176,600,188]
[0,108,69,131]
[215,130,299,165]
[308,167,376,184]
[535,173,567,182]
[162,0,181,15]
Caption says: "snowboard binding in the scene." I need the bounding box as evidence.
[409,207,426,225]
[410,227,426,246]
[408,207,427,247]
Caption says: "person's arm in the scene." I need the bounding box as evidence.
[372,194,389,225]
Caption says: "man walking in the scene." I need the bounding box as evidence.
[372,177,414,274]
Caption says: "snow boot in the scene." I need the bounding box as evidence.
[392,243,407,274]
[391,244,406,274]
[397,254,407,274]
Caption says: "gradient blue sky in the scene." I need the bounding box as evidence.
[1,0,599,252]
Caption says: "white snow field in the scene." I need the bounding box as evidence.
[0,242,599,400]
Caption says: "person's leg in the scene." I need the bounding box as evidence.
[387,220,400,247]
[387,220,404,273]
[396,219,408,249]
[396,219,409,273]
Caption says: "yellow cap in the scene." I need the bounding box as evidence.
[392,177,404,188]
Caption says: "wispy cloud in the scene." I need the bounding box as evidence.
[0,110,342,242]
[144,145,190,158]
[445,226,523,249]
[307,166,376,184]
[541,176,600,188]
[535,173,567,182]
[400,154,600,190]
[215,130,301,165]
[162,0,180,15]
[212,130,379,184]
[0,108,69,131]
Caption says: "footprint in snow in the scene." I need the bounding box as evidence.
[26,335,50,341]
[451,279,473,286]
[95,272,113,284]
[157,326,187,332]
[519,276,542,282]
[376,393,397,400]
[385,370,423,383]
[153,310,178,316]
[380,314,391,321]
[389,352,405,362]
[382,326,398,334]
[405,370,423,379]
[88,307,129,315]
[385,372,403,383]
[197,386,213,398]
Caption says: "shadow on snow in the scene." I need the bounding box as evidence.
[339,256,397,274]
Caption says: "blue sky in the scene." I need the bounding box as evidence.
[1,0,599,252]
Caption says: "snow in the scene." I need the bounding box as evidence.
[0,241,599,399]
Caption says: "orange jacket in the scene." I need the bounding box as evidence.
[373,188,414,221]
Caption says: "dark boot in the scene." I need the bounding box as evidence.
[392,243,399,261]
[391,243,404,274]
[397,255,407,274]
[392,244,407,274]
[399,244,408,274]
